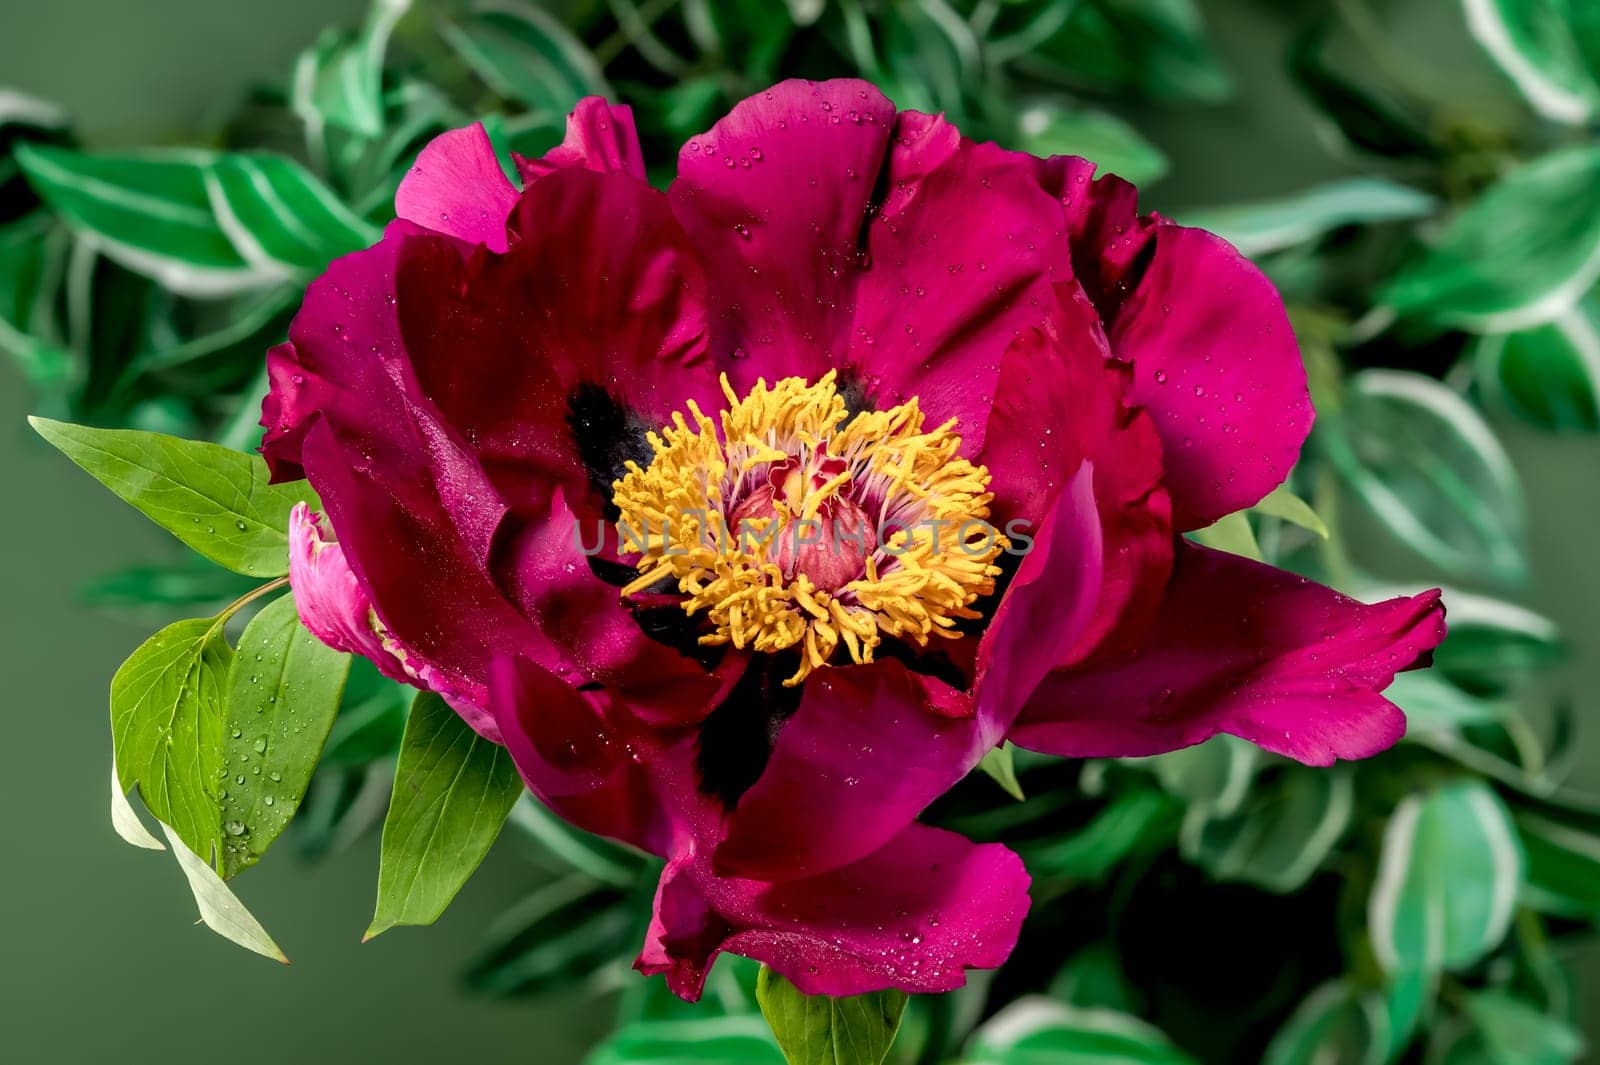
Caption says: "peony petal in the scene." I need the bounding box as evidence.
[1111,224,1311,530]
[978,309,1173,672]
[259,223,421,483]
[971,462,1104,726]
[712,662,986,881]
[670,81,1067,452]
[299,419,545,741]
[1010,542,1447,766]
[490,488,734,726]
[394,123,520,252]
[398,168,718,515]
[1024,159,1311,529]
[489,655,662,851]
[515,97,647,183]
[846,139,1068,453]
[639,825,1030,1000]
[287,503,408,679]
[670,79,898,381]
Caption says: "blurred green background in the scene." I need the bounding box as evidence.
[4,1,1599,1063]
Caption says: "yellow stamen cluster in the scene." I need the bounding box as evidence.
[611,371,1005,685]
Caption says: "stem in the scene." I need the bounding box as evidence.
[205,576,290,642]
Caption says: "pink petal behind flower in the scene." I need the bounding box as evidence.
[515,97,647,183]
[1011,542,1447,766]
[395,123,520,252]
[287,503,400,671]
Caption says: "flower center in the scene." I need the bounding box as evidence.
[611,372,1005,685]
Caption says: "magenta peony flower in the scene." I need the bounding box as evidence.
[263,80,1446,1000]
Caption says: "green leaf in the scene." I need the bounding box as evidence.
[291,0,410,139]
[1386,672,1508,734]
[18,143,277,296]
[1016,787,1179,882]
[0,215,72,393]
[1049,944,1141,1015]
[1515,809,1600,921]
[160,820,288,963]
[1322,371,1528,585]
[1250,486,1330,539]
[1368,781,1525,974]
[29,418,313,577]
[1141,735,1259,816]
[366,692,525,939]
[1425,587,1563,695]
[1014,102,1167,187]
[1287,26,1437,162]
[587,1017,786,1065]
[1263,982,1389,1065]
[1182,767,1354,893]
[1186,511,1262,561]
[320,657,412,766]
[755,965,907,1065]
[1183,178,1437,258]
[1464,0,1600,124]
[1474,296,1600,433]
[444,0,611,119]
[203,154,377,272]
[16,144,371,296]
[81,559,260,610]
[1030,0,1231,104]
[507,791,652,886]
[111,617,232,863]
[218,593,350,878]
[1460,989,1585,1065]
[1380,147,1600,332]
[964,999,1198,1065]
[977,743,1025,801]
[464,874,638,998]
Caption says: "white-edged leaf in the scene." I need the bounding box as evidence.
[507,792,648,887]
[444,0,611,119]
[1380,146,1600,332]
[1264,982,1389,1065]
[1368,781,1524,974]
[1323,370,1528,584]
[1461,989,1585,1064]
[1183,768,1355,893]
[159,821,288,963]
[0,89,69,131]
[1474,294,1600,432]
[587,1016,786,1065]
[1184,178,1437,257]
[291,0,410,139]
[110,763,166,851]
[1140,735,1259,816]
[1464,0,1600,125]
[965,998,1198,1065]
[17,144,370,296]
[1386,671,1508,734]
[1016,102,1168,187]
